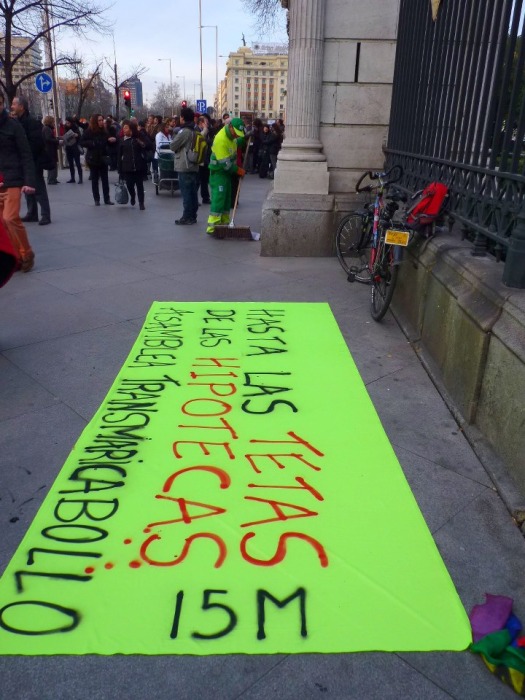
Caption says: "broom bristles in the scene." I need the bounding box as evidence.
[214,225,252,240]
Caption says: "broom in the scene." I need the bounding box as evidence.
[214,136,252,239]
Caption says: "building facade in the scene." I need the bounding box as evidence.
[216,78,228,117]
[59,73,113,118]
[222,44,288,121]
[120,75,143,108]
[0,35,42,99]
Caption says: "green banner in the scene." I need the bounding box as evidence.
[0,302,470,655]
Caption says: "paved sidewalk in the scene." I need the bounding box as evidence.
[1,172,524,699]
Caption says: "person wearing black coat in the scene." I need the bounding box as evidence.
[137,121,155,181]
[197,114,213,204]
[116,120,147,209]
[80,114,116,205]
[267,123,283,179]
[106,117,119,171]
[0,92,36,271]
[42,116,61,184]
[11,96,52,225]
[258,125,271,178]
[249,118,263,174]
[63,117,83,184]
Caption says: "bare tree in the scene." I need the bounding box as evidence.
[64,52,101,116]
[241,0,283,33]
[103,58,147,118]
[0,0,110,101]
[149,81,181,118]
[62,71,112,118]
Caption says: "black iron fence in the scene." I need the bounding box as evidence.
[385,0,525,288]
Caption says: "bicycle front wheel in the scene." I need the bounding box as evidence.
[335,213,369,275]
[370,243,398,322]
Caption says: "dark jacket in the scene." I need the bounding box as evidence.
[17,111,50,169]
[266,130,283,156]
[42,124,60,166]
[250,125,262,150]
[63,124,81,153]
[0,109,35,188]
[80,128,111,168]
[117,136,147,174]
[137,128,155,160]
[106,122,119,155]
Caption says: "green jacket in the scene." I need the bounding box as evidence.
[209,125,240,174]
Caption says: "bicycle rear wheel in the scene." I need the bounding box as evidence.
[335,213,369,275]
[370,242,398,322]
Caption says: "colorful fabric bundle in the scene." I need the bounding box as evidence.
[470,594,525,695]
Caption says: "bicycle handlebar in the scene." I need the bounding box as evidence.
[355,171,374,193]
[355,165,404,193]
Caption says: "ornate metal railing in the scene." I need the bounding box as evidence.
[386,0,525,288]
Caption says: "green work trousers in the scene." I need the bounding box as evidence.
[207,170,232,234]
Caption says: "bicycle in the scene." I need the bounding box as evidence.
[335,165,411,322]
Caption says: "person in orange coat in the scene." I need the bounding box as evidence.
[0,92,36,272]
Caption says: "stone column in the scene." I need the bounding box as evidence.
[274,0,329,194]
[261,0,399,257]
[261,0,332,256]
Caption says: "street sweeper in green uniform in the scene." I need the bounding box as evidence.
[206,118,246,236]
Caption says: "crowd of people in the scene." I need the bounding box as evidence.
[0,90,284,277]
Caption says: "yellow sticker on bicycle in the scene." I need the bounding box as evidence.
[385,229,410,246]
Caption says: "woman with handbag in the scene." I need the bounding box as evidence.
[117,120,147,210]
[80,114,116,205]
[63,117,83,184]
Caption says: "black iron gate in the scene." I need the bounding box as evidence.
[385,0,525,288]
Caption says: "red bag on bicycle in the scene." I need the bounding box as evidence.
[406,182,448,227]
[0,217,21,288]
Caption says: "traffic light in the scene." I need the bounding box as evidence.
[181,100,187,109]
[124,90,131,110]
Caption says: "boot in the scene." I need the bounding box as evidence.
[20,250,35,273]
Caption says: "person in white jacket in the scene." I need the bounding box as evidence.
[153,121,172,183]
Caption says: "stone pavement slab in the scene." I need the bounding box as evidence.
[0,173,521,699]
[4,322,141,419]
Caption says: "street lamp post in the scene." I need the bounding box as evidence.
[201,25,218,111]
[175,75,186,103]
[157,58,173,116]
[198,0,204,99]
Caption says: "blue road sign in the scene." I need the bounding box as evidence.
[196,99,207,113]
[35,73,53,93]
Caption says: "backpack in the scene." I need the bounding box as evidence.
[187,130,207,166]
[406,182,449,227]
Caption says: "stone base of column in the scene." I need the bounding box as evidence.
[274,158,330,195]
[261,191,335,257]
